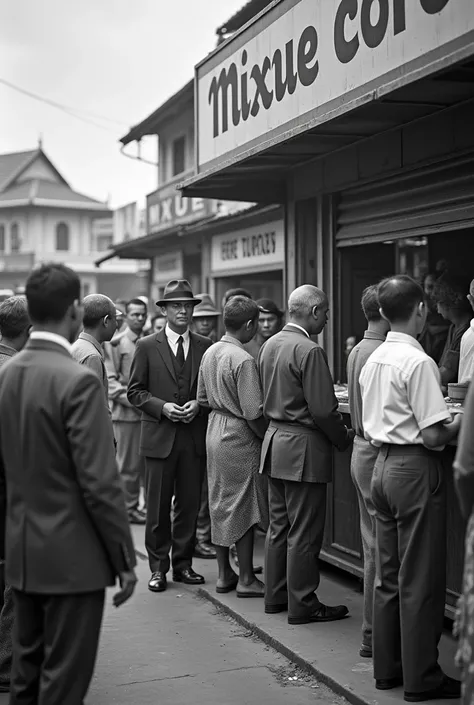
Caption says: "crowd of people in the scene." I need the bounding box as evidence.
[0,262,473,703]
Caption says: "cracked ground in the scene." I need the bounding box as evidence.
[86,557,347,705]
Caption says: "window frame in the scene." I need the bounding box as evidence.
[172,135,186,177]
[55,222,70,252]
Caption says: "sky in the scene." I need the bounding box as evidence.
[0,0,244,208]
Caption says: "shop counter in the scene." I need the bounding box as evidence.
[322,396,465,618]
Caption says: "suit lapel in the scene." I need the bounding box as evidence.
[155,331,177,382]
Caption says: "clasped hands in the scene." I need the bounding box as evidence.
[162,400,199,424]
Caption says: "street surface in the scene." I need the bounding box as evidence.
[86,557,346,705]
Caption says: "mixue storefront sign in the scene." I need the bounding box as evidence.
[211,221,284,273]
[196,0,474,170]
[147,182,216,235]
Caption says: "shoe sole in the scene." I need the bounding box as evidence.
[359,648,373,658]
[148,585,167,593]
[288,612,349,625]
[236,591,265,598]
[376,681,403,691]
[265,605,287,614]
[216,583,238,594]
[404,693,460,702]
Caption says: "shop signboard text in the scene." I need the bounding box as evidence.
[197,0,473,170]
[211,221,284,273]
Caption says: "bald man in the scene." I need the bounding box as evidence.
[72,294,119,415]
[258,285,354,624]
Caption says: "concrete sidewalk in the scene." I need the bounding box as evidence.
[132,525,461,705]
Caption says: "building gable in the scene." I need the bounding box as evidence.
[15,155,62,185]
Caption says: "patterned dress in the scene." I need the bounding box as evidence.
[454,381,474,704]
[197,336,265,546]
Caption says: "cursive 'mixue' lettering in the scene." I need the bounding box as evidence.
[208,24,320,138]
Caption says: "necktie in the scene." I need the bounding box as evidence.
[176,335,185,368]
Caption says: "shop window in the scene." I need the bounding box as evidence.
[0,225,5,253]
[10,223,20,253]
[56,222,70,251]
[172,136,186,176]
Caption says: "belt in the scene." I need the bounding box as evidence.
[269,421,316,436]
[380,443,439,457]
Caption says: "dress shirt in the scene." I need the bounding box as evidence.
[285,322,310,338]
[29,331,72,354]
[347,330,386,438]
[459,319,474,383]
[165,324,190,360]
[359,331,451,448]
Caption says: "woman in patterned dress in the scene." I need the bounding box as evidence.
[197,296,267,597]
[454,382,474,704]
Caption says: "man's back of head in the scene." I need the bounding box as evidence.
[26,263,82,343]
[288,285,328,336]
[0,296,30,351]
[377,275,424,329]
[82,294,117,344]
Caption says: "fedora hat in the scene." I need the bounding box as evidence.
[155,279,202,307]
[192,294,221,318]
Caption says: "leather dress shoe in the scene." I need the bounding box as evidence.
[148,571,167,592]
[172,568,205,585]
[194,543,217,559]
[288,603,349,624]
[376,677,403,691]
[128,509,146,525]
[404,675,461,702]
[359,645,373,658]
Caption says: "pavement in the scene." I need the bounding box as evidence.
[0,524,460,704]
[129,525,461,705]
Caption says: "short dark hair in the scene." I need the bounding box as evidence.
[126,298,147,313]
[361,285,381,322]
[224,288,253,305]
[377,275,424,323]
[82,295,115,328]
[26,263,81,324]
[432,274,472,313]
[0,296,30,339]
[151,313,166,323]
[224,296,259,332]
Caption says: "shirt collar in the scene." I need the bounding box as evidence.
[30,331,72,354]
[78,331,104,357]
[386,331,424,351]
[286,322,310,338]
[221,334,243,348]
[165,324,190,344]
[363,330,386,342]
[0,342,17,357]
[125,328,141,344]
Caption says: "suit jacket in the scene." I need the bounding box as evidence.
[258,325,351,483]
[0,338,136,593]
[127,330,213,459]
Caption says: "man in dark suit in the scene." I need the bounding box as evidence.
[0,263,137,705]
[259,285,354,625]
[128,279,212,593]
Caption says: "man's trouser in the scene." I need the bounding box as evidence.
[265,476,327,619]
[195,466,212,546]
[145,426,205,574]
[350,435,378,651]
[371,444,446,694]
[114,420,146,513]
[0,584,14,688]
[10,589,104,705]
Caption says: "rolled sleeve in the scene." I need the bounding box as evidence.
[407,359,451,430]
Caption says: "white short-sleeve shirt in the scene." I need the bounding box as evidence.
[459,320,474,384]
[359,331,451,447]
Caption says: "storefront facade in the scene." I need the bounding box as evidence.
[182,0,474,614]
[206,205,284,308]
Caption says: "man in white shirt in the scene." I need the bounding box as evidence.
[359,275,461,702]
[458,278,474,384]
